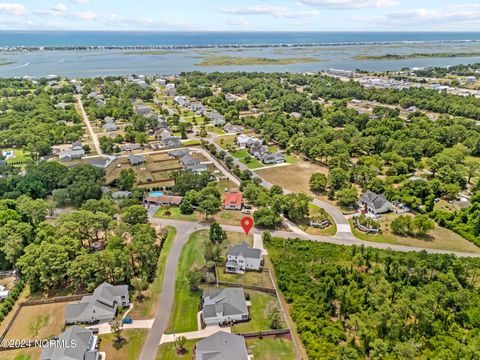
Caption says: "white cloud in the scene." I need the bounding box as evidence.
[73,11,97,20]
[354,4,480,27]
[225,17,249,26]
[71,0,93,4]
[300,0,396,9]
[35,4,97,21]
[0,3,27,16]
[219,5,319,19]
[104,14,193,30]
[51,3,68,13]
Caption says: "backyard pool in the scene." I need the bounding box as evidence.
[149,191,164,197]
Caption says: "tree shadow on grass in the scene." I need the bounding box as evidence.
[415,233,434,242]
[112,338,128,350]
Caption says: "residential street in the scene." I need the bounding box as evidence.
[138,217,198,360]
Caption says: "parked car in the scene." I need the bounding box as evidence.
[122,317,133,325]
[242,209,251,214]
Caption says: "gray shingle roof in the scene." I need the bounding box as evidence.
[64,282,128,324]
[360,190,390,210]
[196,332,248,360]
[202,288,248,319]
[228,242,262,260]
[40,325,98,360]
[128,154,145,165]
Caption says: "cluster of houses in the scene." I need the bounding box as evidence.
[174,95,206,115]
[86,91,106,107]
[154,128,182,148]
[195,241,266,358]
[236,134,285,165]
[58,141,85,162]
[41,282,129,360]
[103,116,118,132]
[359,76,413,90]
[128,74,148,89]
[169,148,208,173]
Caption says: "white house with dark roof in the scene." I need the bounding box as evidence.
[359,190,393,215]
[236,134,250,148]
[195,332,248,360]
[40,326,98,360]
[202,287,249,326]
[226,242,262,274]
[64,282,129,324]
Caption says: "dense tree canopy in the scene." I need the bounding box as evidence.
[269,238,480,360]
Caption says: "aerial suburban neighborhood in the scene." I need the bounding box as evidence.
[1,18,480,360]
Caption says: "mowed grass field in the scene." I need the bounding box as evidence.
[216,267,274,288]
[155,206,247,226]
[352,213,480,254]
[106,154,178,187]
[0,347,41,360]
[156,339,196,360]
[99,329,148,360]
[246,338,296,360]
[3,302,69,341]
[167,230,253,334]
[255,159,328,197]
[166,230,206,334]
[233,290,286,334]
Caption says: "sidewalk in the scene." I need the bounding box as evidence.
[159,326,231,345]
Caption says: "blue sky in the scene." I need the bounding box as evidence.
[0,0,479,31]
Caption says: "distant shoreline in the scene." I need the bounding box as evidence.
[355,51,480,60]
[2,39,480,52]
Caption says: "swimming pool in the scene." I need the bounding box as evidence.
[149,191,164,197]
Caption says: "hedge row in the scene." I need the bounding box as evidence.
[0,279,25,323]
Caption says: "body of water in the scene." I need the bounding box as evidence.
[0,31,480,77]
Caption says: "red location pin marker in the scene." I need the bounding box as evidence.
[241,216,254,235]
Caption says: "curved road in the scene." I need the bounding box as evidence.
[139,137,480,359]
[139,217,198,360]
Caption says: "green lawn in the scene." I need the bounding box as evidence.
[155,204,247,227]
[206,125,225,135]
[3,149,31,165]
[155,207,198,222]
[130,227,176,319]
[99,329,148,360]
[231,149,264,169]
[182,139,201,146]
[246,338,296,360]
[350,214,480,254]
[156,339,197,360]
[233,291,285,334]
[217,267,274,288]
[300,203,337,236]
[167,231,207,333]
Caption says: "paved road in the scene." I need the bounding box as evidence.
[149,217,480,258]
[76,95,102,156]
[206,139,352,236]
[138,216,198,360]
